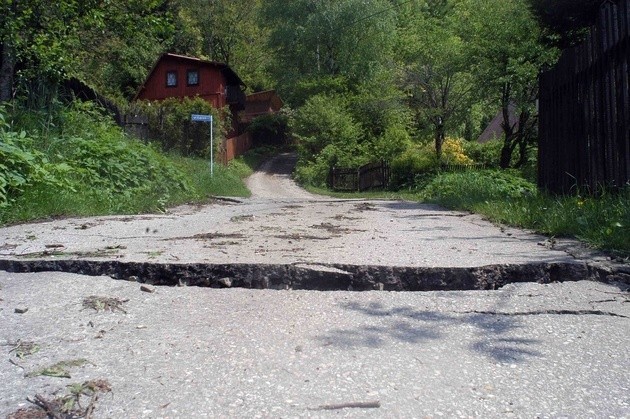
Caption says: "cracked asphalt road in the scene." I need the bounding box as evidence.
[1,153,629,418]
[0,152,581,267]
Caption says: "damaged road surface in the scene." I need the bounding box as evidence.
[0,153,625,289]
[1,152,629,417]
[0,273,628,417]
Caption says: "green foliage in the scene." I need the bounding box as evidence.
[0,106,62,207]
[291,95,367,186]
[349,74,414,161]
[420,169,630,256]
[130,97,228,157]
[462,140,502,168]
[527,0,600,48]
[247,112,291,147]
[390,144,439,189]
[262,0,397,105]
[170,155,251,199]
[422,170,538,208]
[0,0,173,102]
[175,0,272,90]
[455,0,558,168]
[291,76,351,107]
[397,1,472,158]
[0,101,251,224]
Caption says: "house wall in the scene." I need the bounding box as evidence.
[136,57,226,108]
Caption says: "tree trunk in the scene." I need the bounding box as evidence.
[515,137,528,168]
[499,138,516,169]
[0,42,15,102]
[499,83,515,169]
[514,109,533,168]
[434,120,445,161]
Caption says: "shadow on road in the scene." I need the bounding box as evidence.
[317,299,543,364]
[257,152,299,176]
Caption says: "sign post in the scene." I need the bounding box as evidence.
[191,114,214,176]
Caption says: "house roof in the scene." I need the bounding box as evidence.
[477,103,518,143]
[133,53,245,100]
[242,90,284,122]
[246,90,283,105]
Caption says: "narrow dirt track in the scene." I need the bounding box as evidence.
[246,152,318,200]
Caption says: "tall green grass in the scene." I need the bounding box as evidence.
[421,170,630,257]
[0,102,258,225]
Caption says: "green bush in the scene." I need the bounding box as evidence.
[462,140,502,168]
[422,170,538,209]
[0,101,196,223]
[129,97,229,157]
[291,95,366,186]
[0,129,48,207]
[247,112,291,147]
[418,168,629,256]
[0,106,67,208]
[390,144,439,189]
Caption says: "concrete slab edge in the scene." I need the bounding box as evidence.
[0,258,627,291]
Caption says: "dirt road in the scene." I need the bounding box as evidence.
[246,152,318,200]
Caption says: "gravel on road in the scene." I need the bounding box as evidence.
[1,272,628,418]
[0,153,582,268]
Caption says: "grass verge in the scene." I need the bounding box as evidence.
[304,185,417,200]
[0,102,275,226]
[307,169,630,258]
[422,170,630,258]
[0,154,254,225]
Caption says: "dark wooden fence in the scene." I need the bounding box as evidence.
[123,114,149,141]
[538,0,630,194]
[329,161,390,191]
[216,132,252,165]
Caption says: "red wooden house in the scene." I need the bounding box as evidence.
[134,53,246,134]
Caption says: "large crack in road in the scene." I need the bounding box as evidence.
[0,152,627,290]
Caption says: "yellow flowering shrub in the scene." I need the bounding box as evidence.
[442,137,474,164]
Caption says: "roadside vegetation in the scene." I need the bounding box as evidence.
[309,172,630,258]
[0,102,259,226]
[421,171,630,258]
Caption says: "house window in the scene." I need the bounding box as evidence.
[166,71,177,87]
[187,69,199,86]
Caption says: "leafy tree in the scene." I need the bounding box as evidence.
[0,0,99,101]
[0,0,175,102]
[291,94,366,186]
[262,0,397,105]
[456,0,558,168]
[72,0,175,100]
[397,0,471,159]
[176,0,272,91]
[527,0,601,48]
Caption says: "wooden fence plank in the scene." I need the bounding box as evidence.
[539,0,630,193]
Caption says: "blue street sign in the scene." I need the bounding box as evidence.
[190,114,215,177]
[191,114,213,122]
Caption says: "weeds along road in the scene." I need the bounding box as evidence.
[0,152,582,268]
[0,153,628,418]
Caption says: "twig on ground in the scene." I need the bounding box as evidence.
[308,400,381,411]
